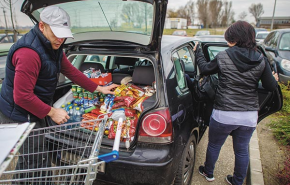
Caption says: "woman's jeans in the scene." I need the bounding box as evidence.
[204,117,256,185]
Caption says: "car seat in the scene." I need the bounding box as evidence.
[132,66,155,86]
[79,63,105,73]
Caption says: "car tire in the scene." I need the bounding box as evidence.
[174,134,196,185]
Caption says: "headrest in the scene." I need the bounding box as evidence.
[79,63,105,73]
[132,66,155,85]
[114,57,137,66]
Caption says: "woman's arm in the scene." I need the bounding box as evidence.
[194,43,219,75]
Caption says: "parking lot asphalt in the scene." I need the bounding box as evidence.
[191,129,247,185]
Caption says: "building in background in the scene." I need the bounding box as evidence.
[259,16,290,29]
[165,18,187,29]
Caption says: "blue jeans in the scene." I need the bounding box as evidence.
[204,117,256,185]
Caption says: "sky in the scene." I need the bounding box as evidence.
[0,0,289,28]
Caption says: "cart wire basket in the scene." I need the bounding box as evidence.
[0,114,119,185]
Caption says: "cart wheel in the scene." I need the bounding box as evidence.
[174,135,196,185]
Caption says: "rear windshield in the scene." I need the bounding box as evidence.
[32,0,154,36]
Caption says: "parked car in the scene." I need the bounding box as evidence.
[254,28,267,34]
[195,30,210,36]
[19,0,283,185]
[256,31,269,43]
[172,30,187,36]
[0,33,23,43]
[260,29,290,83]
[0,43,13,80]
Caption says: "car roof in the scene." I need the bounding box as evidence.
[256,31,270,34]
[274,29,290,33]
[193,35,226,43]
[161,35,194,51]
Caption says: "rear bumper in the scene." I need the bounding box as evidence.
[96,158,174,185]
[96,144,177,185]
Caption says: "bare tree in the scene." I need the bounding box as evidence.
[220,0,234,27]
[197,0,209,28]
[166,1,194,27]
[209,0,223,28]
[185,0,195,26]
[121,3,137,25]
[166,9,178,18]
[248,3,264,26]
[238,11,247,20]
[1,0,18,41]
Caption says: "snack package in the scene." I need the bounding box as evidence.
[112,101,126,109]
[125,109,137,117]
[100,95,111,112]
[114,84,127,95]
[132,97,147,112]
[107,96,115,113]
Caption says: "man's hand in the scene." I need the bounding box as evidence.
[272,71,279,81]
[47,107,70,124]
[96,84,119,95]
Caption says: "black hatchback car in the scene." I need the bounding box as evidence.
[20,0,283,185]
[260,29,290,83]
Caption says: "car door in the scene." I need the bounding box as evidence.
[163,44,196,139]
[201,42,283,123]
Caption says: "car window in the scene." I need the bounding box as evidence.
[0,37,10,43]
[264,32,275,46]
[84,55,107,68]
[207,46,228,60]
[172,52,186,90]
[256,33,269,39]
[177,46,194,73]
[0,55,7,81]
[279,33,290,50]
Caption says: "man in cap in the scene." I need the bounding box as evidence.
[0,5,117,124]
[0,6,117,183]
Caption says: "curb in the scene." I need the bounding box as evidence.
[247,129,264,185]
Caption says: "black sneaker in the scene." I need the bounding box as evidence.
[198,166,215,182]
[226,175,234,185]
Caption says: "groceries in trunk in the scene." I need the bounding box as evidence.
[55,71,156,148]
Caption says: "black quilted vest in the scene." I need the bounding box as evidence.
[0,25,63,122]
[214,51,265,111]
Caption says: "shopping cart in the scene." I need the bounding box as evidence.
[0,114,119,185]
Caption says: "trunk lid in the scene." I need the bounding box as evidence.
[21,0,167,52]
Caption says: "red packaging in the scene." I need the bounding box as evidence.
[114,96,127,102]
[108,124,116,139]
[124,97,136,107]
[90,73,112,86]
[125,109,136,117]
[112,101,126,109]
[91,108,102,115]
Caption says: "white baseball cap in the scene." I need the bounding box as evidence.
[40,6,73,38]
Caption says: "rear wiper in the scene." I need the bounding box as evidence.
[98,2,112,31]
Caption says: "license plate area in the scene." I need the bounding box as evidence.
[60,151,105,173]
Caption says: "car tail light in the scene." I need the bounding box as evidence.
[138,108,172,143]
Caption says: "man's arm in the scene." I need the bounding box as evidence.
[60,54,118,94]
[13,48,69,124]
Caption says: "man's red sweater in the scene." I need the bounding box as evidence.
[12,48,98,119]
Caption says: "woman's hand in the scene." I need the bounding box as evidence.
[272,71,279,81]
[193,42,199,52]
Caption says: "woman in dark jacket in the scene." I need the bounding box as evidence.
[193,21,278,185]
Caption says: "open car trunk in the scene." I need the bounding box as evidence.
[49,54,158,152]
